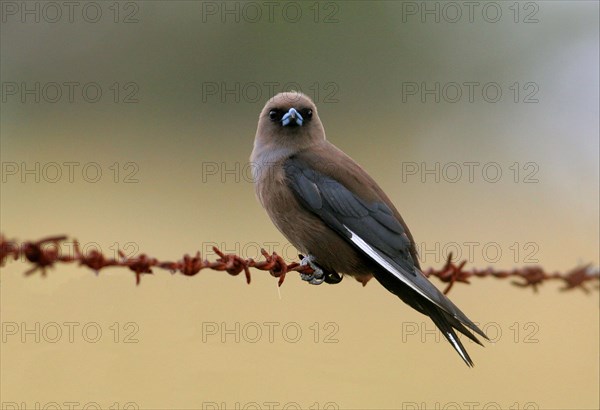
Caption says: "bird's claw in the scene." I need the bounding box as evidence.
[324,270,343,284]
[300,254,325,285]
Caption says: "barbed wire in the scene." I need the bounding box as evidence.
[1,234,598,294]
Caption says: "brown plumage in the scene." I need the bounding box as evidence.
[251,92,488,366]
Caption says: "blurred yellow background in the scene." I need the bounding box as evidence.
[1,1,598,409]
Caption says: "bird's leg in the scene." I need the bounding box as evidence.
[299,254,343,285]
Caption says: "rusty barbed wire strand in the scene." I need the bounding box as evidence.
[1,234,598,293]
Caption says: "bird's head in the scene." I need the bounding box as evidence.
[254,92,326,155]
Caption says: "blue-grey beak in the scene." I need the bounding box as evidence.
[281,108,303,127]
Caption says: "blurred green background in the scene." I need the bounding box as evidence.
[1,1,598,409]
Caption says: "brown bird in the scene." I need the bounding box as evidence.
[251,92,488,366]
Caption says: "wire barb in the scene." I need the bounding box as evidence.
[1,234,598,293]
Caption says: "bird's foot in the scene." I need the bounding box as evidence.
[299,254,343,285]
[300,254,325,285]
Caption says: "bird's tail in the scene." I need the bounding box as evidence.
[372,268,486,366]
[421,301,481,367]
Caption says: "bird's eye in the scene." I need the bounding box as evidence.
[304,109,313,119]
[269,110,281,121]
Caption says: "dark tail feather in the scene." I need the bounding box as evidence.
[422,302,475,367]
[442,311,484,347]
[449,311,489,342]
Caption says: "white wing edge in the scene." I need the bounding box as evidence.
[345,226,437,306]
